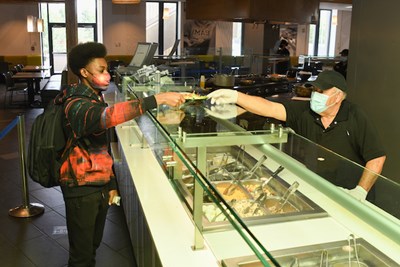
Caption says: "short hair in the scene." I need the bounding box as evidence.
[280,39,288,46]
[68,42,107,77]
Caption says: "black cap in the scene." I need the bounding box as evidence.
[339,49,349,56]
[306,70,348,92]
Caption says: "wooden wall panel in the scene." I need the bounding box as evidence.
[186,0,319,24]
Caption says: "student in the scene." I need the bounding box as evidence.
[56,42,185,267]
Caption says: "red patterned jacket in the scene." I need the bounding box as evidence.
[54,83,157,196]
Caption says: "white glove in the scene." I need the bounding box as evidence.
[205,104,238,119]
[340,186,368,201]
[208,89,238,105]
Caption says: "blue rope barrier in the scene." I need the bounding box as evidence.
[0,117,19,141]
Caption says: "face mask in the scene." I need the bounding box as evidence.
[310,90,338,114]
[86,70,110,91]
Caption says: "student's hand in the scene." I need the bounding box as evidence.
[340,185,367,201]
[108,190,120,205]
[208,89,238,105]
[205,104,238,119]
[155,92,185,107]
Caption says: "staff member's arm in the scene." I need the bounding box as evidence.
[208,89,287,121]
[350,155,386,200]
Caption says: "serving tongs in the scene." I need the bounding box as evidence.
[347,234,362,266]
[276,181,299,212]
[319,250,328,267]
[250,192,270,216]
[223,169,245,195]
[208,153,229,179]
[253,165,285,196]
[209,146,245,176]
[241,155,268,180]
[210,199,236,222]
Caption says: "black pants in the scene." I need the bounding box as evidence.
[64,189,109,267]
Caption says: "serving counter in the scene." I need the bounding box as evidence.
[109,76,400,267]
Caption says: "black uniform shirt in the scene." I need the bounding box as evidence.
[281,100,385,193]
[283,100,385,165]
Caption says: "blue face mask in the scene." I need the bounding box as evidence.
[310,90,338,114]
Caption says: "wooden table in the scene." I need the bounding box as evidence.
[22,65,52,79]
[12,72,45,104]
[22,65,52,72]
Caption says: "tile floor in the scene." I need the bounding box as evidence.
[0,80,137,267]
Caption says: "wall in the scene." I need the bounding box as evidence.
[243,23,264,73]
[335,10,351,54]
[102,1,146,58]
[215,22,233,55]
[0,3,40,56]
[348,0,400,181]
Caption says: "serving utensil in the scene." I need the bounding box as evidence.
[223,169,245,195]
[251,193,269,216]
[252,165,285,196]
[276,181,299,212]
[210,199,236,222]
[241,155,267,180]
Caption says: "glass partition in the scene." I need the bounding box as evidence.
[119,77,400,267]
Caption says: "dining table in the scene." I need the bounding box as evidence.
[22,65,52,77]
[12,72,46,105]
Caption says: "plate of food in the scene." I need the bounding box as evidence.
[182,92,209,101]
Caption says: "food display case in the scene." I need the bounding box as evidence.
[111,75,400,267]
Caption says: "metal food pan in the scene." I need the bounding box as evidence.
[222,238,399,267]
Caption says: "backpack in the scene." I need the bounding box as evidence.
[28,100,70,187]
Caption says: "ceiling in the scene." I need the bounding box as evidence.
[320,2,352,10]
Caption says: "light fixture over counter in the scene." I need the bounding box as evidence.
[27,15,44,32]
[112,0,141,4]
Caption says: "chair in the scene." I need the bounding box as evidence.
[13,64,22,73]
[1,72,28,107]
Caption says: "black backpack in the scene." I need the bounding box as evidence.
[28,100,71,187]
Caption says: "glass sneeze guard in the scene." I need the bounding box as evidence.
[118,76,400,267]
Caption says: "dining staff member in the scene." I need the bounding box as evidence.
[207,70,386,202]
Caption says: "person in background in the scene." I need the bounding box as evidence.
[208,70,386,202]
[276,39,290,57]
[183,20,216,55]
[334,49,349,79]
[275,39,291,75]
[57,42,185,267]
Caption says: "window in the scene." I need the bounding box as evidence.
[309,9,338,57]
[232,22,242,56]
[40,1,98,74]
[146,1,180,55]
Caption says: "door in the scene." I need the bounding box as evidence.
[41,1,98,74]
[48,24,67,74]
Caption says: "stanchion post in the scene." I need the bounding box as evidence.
[9,114,44,218]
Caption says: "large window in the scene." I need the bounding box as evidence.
[40,0,98,74]
[146,1,179,55]
[232,22,242,56]
[309,9,338,57]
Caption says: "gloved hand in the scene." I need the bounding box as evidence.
[208,89,238,105]
[340,185,368,201]
[205,104,238,119]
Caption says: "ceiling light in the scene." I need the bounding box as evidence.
[27,15,37,32]
[37,18,44,33]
